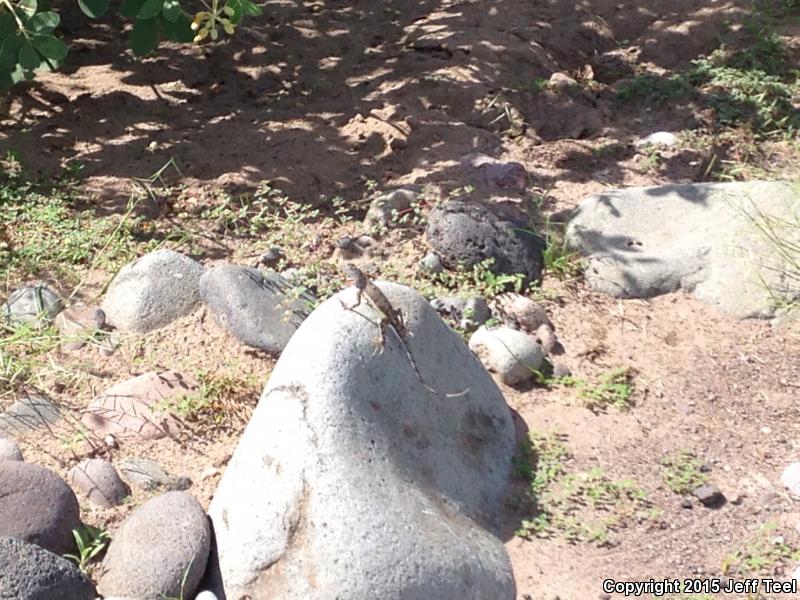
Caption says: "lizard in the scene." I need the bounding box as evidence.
[339,264,469,398]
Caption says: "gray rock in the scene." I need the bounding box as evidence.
[490,293,554,333]
[419,251,444,274]
[97,492,210,600]
[465,155,528,191]
[469,326,545,385]
[0,460,81,555]
[0,393,60,436]
[548,72,578,88]
[2,284,62,326]
[208,281,516,599]
[67,459,129,508]
[258,246,285,267]
[426,200,543,284]
[200,266,313,353]
[101,249,204,333]
[552,362,572,378]
[693,484,725,507]
[431,296,491,331]
[566,181,800,318]
[0,536,96,600]
[364,189,418,230]
[0,438,23,460]
[117,457,191,491]
[54,305,107,351]
[534,323,558,355]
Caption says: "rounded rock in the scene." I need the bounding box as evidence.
[67,459,129,508]
[426,200,543,285]
[0,438,23,461]
[2,284,63,325]
[0,536,96,600]
[100,249,205,333]
[468,326,545,385]
[97,491,210,600]
[0,460,81,555]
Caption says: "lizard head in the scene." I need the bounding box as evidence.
[341,263,367,288]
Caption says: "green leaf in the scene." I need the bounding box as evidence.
[224,0,242,26]
[137,0,164,19]
[238,0,262,16]
[119,0,145,18]
[161,0,181,22]
[0,32,23,70]
[32,34,67,60]
[0,11,16,40]
[78,0,110,18]
[130,18,158,56]
[159,13,192,42]
[18,0,37,18]
[18,41,40,70]
[28,11,60,33]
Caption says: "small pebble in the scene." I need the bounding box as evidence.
[681,497,693,509]
[552,363,571,378]
[419,252,444,274]
[259,246,284,266]
[693,484,725,507]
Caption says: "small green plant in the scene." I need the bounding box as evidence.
[158,370,259,430]
[514,432,650,545]
[661,449,708,494]
[538,221,582,279]
[576,367,635,412]
[420,257,528,298]
[0,319,64,399]
[721,522,800,577]
[64,524,110,575]
[616,73,694,106]
[0,155,147,283]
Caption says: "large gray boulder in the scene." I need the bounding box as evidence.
[208,281,516,599]
[199,266,313,353]
[566,181,800,318]
[0,536,96,600]
[97,491,210,600]
[101,249,204,332]
[0,460,81,555]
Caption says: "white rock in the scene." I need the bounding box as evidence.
[208,281,516,599]
[781,463,800,497]
[635,131,679,148]
[469,326,545,385]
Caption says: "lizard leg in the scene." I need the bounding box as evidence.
[338,286,363,311]
[372,318,388,355]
